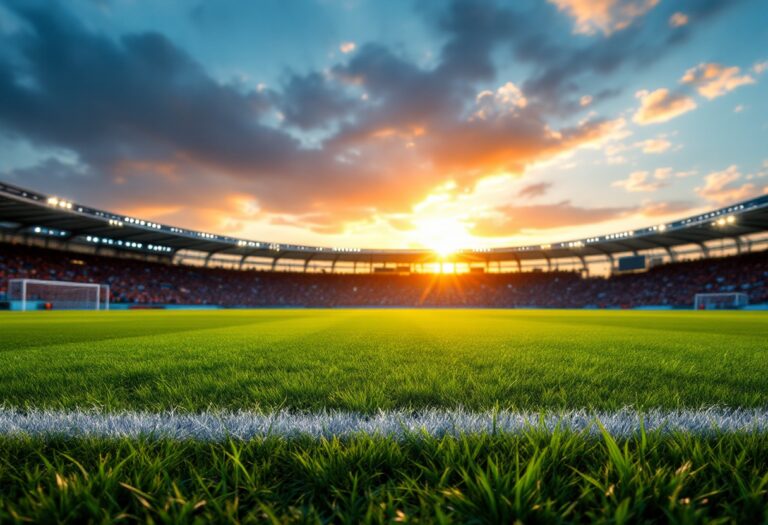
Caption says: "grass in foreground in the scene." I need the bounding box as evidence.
[1,309,767,412]
[1,431,767,524]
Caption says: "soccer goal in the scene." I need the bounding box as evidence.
[693,292,748,310]
[7,279,110,311]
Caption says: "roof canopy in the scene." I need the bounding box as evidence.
[2,181,767,264]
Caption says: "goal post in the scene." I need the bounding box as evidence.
[693,292,748,310]
[7,279,109,311]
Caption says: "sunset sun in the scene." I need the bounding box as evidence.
[412,216,474,257]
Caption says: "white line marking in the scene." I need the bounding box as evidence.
[1,408,767,440]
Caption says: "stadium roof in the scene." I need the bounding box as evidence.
[1,180,767,265]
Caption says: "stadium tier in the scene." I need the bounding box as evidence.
[1,242,766,309]
[2,181,768,274]
[1,181,768,309]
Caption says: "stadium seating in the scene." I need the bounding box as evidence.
[1,242,766,308]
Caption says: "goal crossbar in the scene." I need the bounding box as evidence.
[7,279,109,311]
[693,292,748,310]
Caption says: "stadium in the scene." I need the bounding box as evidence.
[2,180,768,310]
[2,186,768,522]
[1,0,768,523]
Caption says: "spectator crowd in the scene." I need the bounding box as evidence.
[1,242,767,308]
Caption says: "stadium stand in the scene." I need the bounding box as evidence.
[1,242,766,308]
[2,181,768,309]
[2,181,768,276]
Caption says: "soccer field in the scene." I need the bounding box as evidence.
[2,309,768,412]
[1,309,767,523]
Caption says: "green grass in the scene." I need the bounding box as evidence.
[0,309,767,412]
[2,309,767,523]
[1,431,767,524]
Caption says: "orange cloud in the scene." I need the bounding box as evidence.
[681,63,755,100]
[471,200,633,236]
[427,117,627,178]
[632,88,697,125]
[612,170,667,192]
[668,12,688,28]
[695,165,760,204]
[635,137,671,154]
[339,41,356,54]
[549,0,659,35]
[639,200,694,217]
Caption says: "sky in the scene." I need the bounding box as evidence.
[0,0,766,252]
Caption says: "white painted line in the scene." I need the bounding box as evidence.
[0,408,766,440]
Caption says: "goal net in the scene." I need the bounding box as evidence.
[7,279,109,311]
[693,292,748,310]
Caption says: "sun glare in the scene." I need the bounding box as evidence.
[412,217,473,257]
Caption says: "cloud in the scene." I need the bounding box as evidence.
[548,0,659,36]
[1,158,268,235]
[0,4,299,177]
[632,88,697,125]
[681,63,755,99]
[473,82,527,120]
[339,41,356,54]
[517,182,552,199]
[424,116,628,177]
[472,197,697,236]
[274,72,359,130]
[0,1,627,234]
[612,170,667,192]
[695,165,760,204]
[0,4,434,224]
[668,12,688,27]
[471,200,634,236]
[0,0,753,238]
[635,137,671,153]
[639,200,695,217]
[428,0,738,114]
[330,36,629,178]
[754,61,768,74]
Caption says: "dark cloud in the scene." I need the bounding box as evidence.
[527,0,744,112]
[417,0,744,113]
[274,72,359,130]
[0,0,750,235]
[517,182,552,199]
[432,0,521,83]
[330,43,463,144]
[0,2,407,216]
[0,2,291,173]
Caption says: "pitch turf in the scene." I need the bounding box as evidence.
[2,309,767,523]
[2,431,768,524]
[1,309,767,412]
